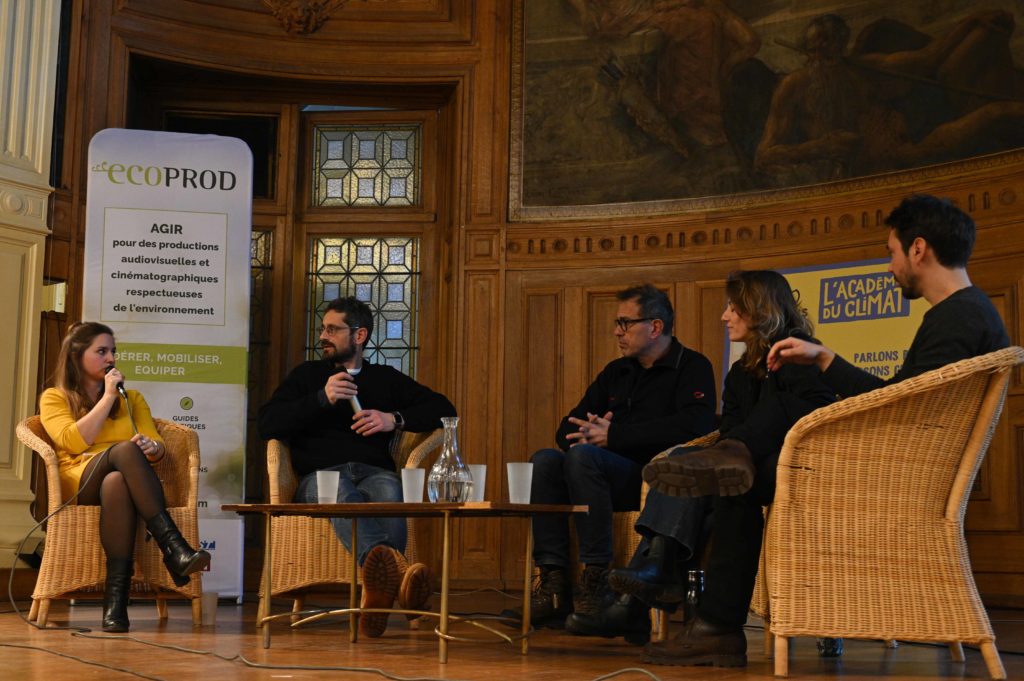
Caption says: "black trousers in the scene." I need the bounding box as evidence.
[698,454,777,627]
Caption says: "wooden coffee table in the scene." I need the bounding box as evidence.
[223,501,586,662]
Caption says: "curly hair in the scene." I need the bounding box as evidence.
[726,270,813,377]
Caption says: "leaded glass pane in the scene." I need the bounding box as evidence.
[307,236,420,376]
[312,125,420,207]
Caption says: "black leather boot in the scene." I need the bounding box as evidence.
[102,558,134,633]
[565,593,651,645]
[145,511,210,587]
[500,566,573,629]
[608,534,684,606]
[575,564,613,616]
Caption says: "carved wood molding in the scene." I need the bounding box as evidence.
[0,180,48,234]
[263,0,357,35]
[504,183,1022,266]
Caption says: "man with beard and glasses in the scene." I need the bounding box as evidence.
[639,194,1008,667]
[258,296,455,637]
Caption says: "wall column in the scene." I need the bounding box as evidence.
[0,0,61,568]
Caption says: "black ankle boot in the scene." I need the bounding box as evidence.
[145,511,210,587]
[608,534,683,605]
[565,593,651,645]
[500,565,573,629]
[102,558,134,632]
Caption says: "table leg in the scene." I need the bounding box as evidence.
[350,518,359,643]
[261,513,273,649]
[439,511,451,663]
[521,520,533,655]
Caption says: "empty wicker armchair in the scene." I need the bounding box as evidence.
[258,428,442,622]
[15,416,203,626]
[765,346,1024,679]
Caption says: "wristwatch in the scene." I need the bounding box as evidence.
[391,411,405,429]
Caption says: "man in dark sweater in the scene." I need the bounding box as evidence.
[518,284,718,634]
[257,296,456,637]
[642,194,1009,666]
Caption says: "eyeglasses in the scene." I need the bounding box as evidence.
[317,324,360,336]
[613,317,654,332]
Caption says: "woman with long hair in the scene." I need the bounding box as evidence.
[40,322,209,632]
[569,271,835,661]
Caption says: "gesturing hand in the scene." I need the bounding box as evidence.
[766,337,835,372]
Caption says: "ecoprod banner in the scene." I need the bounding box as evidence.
[724,260,927,378]
[83,129,252,598]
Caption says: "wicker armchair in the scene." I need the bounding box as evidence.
[765,346,1024,679]
[258,429,443,622]
[15,416,203,626]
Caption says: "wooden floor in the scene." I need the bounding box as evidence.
[2,591,1021,680]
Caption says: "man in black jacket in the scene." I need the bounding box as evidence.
[642,194,1010,667]
[258,297,456,637]
[519,284,718,633]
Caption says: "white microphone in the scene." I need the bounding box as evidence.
[347,366,362,413]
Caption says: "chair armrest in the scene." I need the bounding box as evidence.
[17,417,63,514]
[778,347,1024,469]
[402,429,444,469]
[153,418,201,508]
[267,439,298,503]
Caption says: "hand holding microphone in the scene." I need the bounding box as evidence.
[103,365,128,399]
[104,365,137,433]
[324,369,361,410]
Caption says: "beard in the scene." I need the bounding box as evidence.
[322,336,358,365]
[896,271,922,300]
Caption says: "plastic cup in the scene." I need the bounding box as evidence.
[316,470,340,504]
[401,467,425,503]
[200,591,218,626]
[468,464,487,501]
[506,462,533,504]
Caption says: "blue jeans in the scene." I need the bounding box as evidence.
[295,462,405,565]
[529,444,644,568]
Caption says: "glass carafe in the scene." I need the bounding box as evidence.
[427,416,474,502]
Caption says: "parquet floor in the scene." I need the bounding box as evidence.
[1,591,1021,680]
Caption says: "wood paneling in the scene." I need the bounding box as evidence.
[47,0,1024,604]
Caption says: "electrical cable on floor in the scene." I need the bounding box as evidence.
[71,630,668,681]
[0,641,164,680]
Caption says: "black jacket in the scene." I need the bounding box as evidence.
[257,360,456,476]
[555,338,717,464]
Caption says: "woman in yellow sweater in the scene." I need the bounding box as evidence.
[40,322,210,632]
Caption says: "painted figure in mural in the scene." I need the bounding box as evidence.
[755,10,1024,186]
[566,0,760,157]
[257,296,455,637]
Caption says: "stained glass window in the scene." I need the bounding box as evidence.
[307,236,420,376]
[312,125,420,207]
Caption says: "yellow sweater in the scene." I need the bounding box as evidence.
[39,387,163,502]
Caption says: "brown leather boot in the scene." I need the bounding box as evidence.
[359,545,400,637]
[643,439,755,497]
[642,615,747,667]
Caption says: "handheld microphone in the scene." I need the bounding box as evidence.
[104,365,128,399]
[346,366,362,413]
